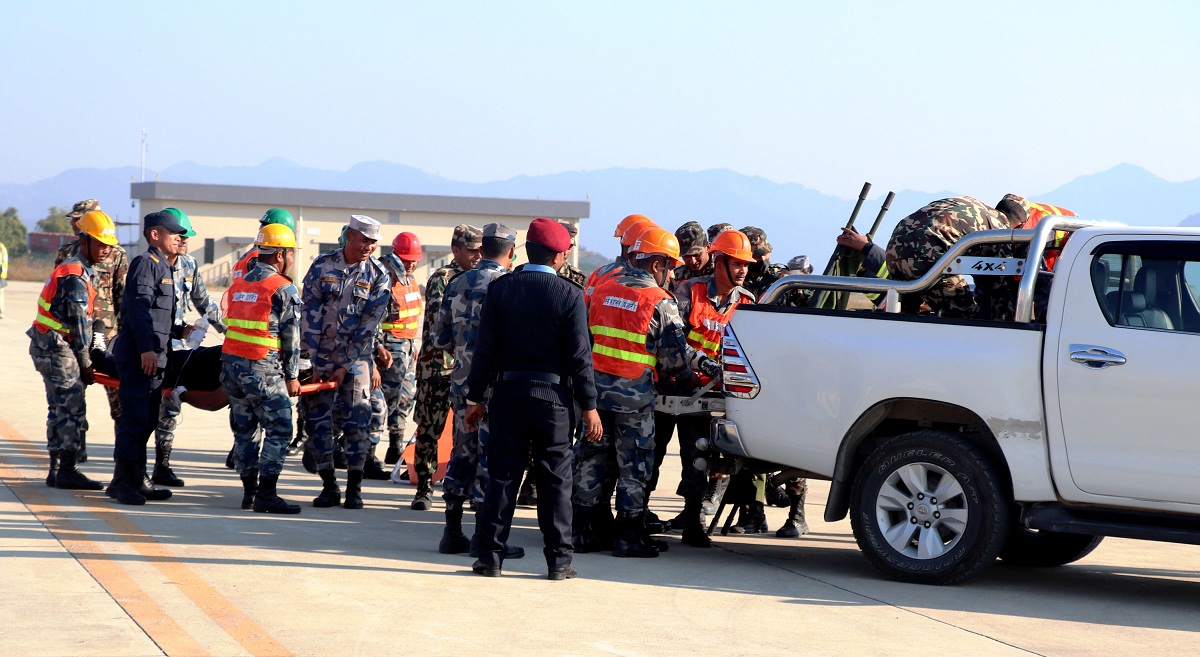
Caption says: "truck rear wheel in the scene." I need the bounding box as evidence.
[850,430,1009,585]
[999,526,1104,567]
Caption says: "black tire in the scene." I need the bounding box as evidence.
[999,525,1104,567]
[849,430,1009,585]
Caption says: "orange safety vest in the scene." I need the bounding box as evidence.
[686,282,742,359]
[32,262,96,342]
[381,275,423,339]
[232,248,259,281]
[222,273,289,359]
[588,279,672,379]
[1021,202,1077,272]
[584,261,625,306]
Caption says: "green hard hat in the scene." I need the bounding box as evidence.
[163,207,196,237]
[260,207,295,231]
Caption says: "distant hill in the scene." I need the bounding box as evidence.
[3,161,1198,264]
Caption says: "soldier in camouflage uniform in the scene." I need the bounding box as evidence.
[433,224,522,558]
[884,195,1029,319]
[670,221,715,291]
[376,232,424,466]
[577,227,721,558]
[55,199,129,461]
[410,224,482,510]
[153,208,226,487]
[30,210,119,490]
[301,215,391,510]
[739,226,789,299]
[557,220,586,287]
[221,222,302,514]
[585,215,654,301]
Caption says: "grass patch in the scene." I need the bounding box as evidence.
[6,254,56,282]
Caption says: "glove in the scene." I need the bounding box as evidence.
[699,357,721,379]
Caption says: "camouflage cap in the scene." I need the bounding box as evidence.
[558,220,578,237]
[483,223,517,242]
[67,199,100,218]
[740,226,773,257]
[674,221,707,256]
[786,255,813,273]
[707,223,734,242]
[452,224,483,249]
[995,194,1031,228]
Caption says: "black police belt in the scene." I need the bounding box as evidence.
[498,371,564,385]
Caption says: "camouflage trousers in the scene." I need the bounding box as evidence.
[573,408,655,513]
[786,477,808,496]
[28,328,87,454]
[378,338,417,444]
[304,360,372,471]
[219,358,293,478]
[442,395,490,503]
[411,369,453,479]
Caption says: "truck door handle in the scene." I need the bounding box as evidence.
[1069,344,1127,369]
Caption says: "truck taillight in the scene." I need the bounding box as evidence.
[721,327,760,399]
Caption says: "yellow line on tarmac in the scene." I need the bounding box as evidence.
[0,417,294,657]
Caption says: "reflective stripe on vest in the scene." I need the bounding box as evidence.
[587,278,670,379]
[222,273,288,359]
[31,262,95,341]
[382,276,423,339]
[686,281,741,359]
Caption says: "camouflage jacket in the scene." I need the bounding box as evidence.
[742,262,788,299]
[594,268,696,414]
[34,254,97,369]
[559,262,586,287]
[170,254,225,350]
[433,259,508,398]
[300,248,391,367]
[884,196,1012,279]
[224,262,303,379]
[671,257,714,292]
[56,239,128,336]
[416,260,465,376]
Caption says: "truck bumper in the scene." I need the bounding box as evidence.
[711,418,749,457]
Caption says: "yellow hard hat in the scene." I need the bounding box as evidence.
[255,223,296,249]
[77,210,119,246]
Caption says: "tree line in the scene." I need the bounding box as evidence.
[0,206,75,256]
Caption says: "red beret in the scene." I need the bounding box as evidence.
[526,217,571,253]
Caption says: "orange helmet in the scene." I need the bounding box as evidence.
[709,229,754,263]
[391,232,423,262]
[632,227,681,267]
[614,213,652,238]
[621,219,656,248]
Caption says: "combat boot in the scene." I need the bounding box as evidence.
[137,465,173,501]
[516,473,537,507]
[240,468,258,510]
[45,450,60,487]
[312,469,341,508]
[254,474,301,514]
[107,459,146,506]
[469,507,525,559]
[362,446,391,481]
[152,442,185,487]
[701,475,729,517]
[411,473,434,510]
[730,502,769,534]
[592,500,616,551]
[776,489,809,538]
[612,512,659,558]
[680,498,712,548]
[438,495,472,554]
[644,508,670,535]
[384,436,401,465]
[55,450,103,491]
[287,414,307,456]
[343,470,364,509]
[572,503,598,553]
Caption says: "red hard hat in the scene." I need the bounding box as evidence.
[392,232,423,262]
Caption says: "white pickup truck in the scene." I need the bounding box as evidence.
[708,219,1200,584]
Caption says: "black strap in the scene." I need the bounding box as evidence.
[499,371,563,385]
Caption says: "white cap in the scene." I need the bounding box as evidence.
[347,215,382,241]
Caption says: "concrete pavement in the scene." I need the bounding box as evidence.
[1,279,1199,656]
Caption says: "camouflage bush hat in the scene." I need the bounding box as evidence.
[707,222,734,242]
[67,199,100,218]
[558,220,578,237]
[995,194,1031,228]
[740,226,773,258]
[452,224,483,249]
[674,221,707,256]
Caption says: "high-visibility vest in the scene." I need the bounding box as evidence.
[232,248,259,281]
[381,275,423,339]
[588,279,671,379]
[222,273,289,359]
[585,261,625,306]
[32,262,95,342]
[1024,202,1077,272]
[686,282,742,358]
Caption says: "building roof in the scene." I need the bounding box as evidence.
[130,182,590,219]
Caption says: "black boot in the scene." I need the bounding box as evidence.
[701,475,729,516]
[680,498,712,548]
[286,415,306,456]
[138,464,173,501]
[362,446,391,481]
[45,450,60,487]
[411,473,433,510]
[592,500,616,551]
[776,489,809,538]
[240,468,258,510]
[312,469,341,507]
[255,474,301,514]
[469,508,525,559]
[439,495,472,554]
[152,441,185,487]
[384,436,401,465]
[731,502,768,534]
[343,470,364,509]
[55,450,103,490]
[516,473,537,507]
[572,503,598,553]
[612,512,659,558]
[644,508,670,535]
[107,459,146,506]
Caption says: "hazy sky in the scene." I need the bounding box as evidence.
[4,1,1198,202]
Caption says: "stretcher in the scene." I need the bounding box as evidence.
[92,372,338,411]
